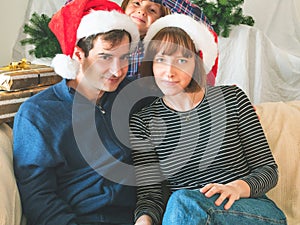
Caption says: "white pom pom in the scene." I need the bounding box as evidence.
[51,54,79,79]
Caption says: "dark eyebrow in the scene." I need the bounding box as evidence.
[122,53,131,57]
[98,53,113,57]
[97,52,131,59]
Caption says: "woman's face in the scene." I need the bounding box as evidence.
[125,0,163,37]
[153,48,196,96]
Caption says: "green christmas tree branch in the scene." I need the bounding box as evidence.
[20,12,62,58]
[192,0,255,37]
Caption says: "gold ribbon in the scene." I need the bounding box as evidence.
[0,58,31,71]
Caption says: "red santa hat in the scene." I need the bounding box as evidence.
[143,13,218,85]
[49,0,140,79]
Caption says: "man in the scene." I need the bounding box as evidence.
[13,0,140,224]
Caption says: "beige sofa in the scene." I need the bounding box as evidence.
[255,101,300,225]
[1,101,300,225]
[0,122,22,225]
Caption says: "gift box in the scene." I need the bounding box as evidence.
[0,85,52,124]
[0,59,61,124]
[0,59,61,91]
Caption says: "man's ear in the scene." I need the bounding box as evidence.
[73,46,85,61]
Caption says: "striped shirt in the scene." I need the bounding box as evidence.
[130,85,278,224]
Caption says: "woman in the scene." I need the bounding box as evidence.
[129,14,287,225]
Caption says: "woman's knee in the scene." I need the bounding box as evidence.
[163,189,209,225]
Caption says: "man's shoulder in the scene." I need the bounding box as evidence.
[23,85,57,106]
[17,81,66,116]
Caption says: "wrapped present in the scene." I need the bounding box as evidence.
[0,59,62,124]
[0,85,52,123]
[0,59,61,91]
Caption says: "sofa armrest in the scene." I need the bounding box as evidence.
[0,123,22,225]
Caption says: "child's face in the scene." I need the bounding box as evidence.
[152,48,196,96]
[125,0,163,37]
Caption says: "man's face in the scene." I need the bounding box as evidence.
[80,35,130,93]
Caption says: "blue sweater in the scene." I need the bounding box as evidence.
[13,79,139,225]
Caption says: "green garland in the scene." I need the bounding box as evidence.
[20,12,62,58]
[192,0,255,37]
[21,1,254,58]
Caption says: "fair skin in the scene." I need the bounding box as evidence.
[67,35,131,103]
[125,0,163,37]
[135,47,251,225]
[153,49,198,110]
[200,180,251,210]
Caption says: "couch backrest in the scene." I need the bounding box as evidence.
[255,101,300,225]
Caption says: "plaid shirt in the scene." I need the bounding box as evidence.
[127,40,144,78]
[152,0,213,29]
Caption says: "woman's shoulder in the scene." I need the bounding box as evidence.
[131,97,164,119]
[208,84,242,92]
[207,85,247,99]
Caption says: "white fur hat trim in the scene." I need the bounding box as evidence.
[52,10,140,79]
[143,13,218,73]
[51,54,79,79]
[78,10,140,52]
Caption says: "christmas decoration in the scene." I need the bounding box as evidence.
[0,58,31,71]
[20,13,62,58]
[20,0,254,59]
[0,58,61,91]
[0,60,61,123]
[192,0,255,37]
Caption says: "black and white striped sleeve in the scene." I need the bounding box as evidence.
[233,86,278,197]
[129,113,165,225]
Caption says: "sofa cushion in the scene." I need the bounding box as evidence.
[0,123,22,225]
[255,101,300,225]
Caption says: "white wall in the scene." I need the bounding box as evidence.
[0,0,122,67]
[0,0,29,66]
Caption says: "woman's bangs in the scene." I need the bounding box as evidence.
[150,28,195,57]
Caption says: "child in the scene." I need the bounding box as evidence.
[129,14,287,225]
[121,0,170,38]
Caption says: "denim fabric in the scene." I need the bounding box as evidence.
[162,189,287,225]
[80,223,132,225]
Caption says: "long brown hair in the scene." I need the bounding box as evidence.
[140,27,206,92]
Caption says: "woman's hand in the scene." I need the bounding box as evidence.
[200,180,250,210]
[135,214,153,225]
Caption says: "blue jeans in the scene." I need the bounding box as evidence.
[80,223,132,225]
[162,189,287,225]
